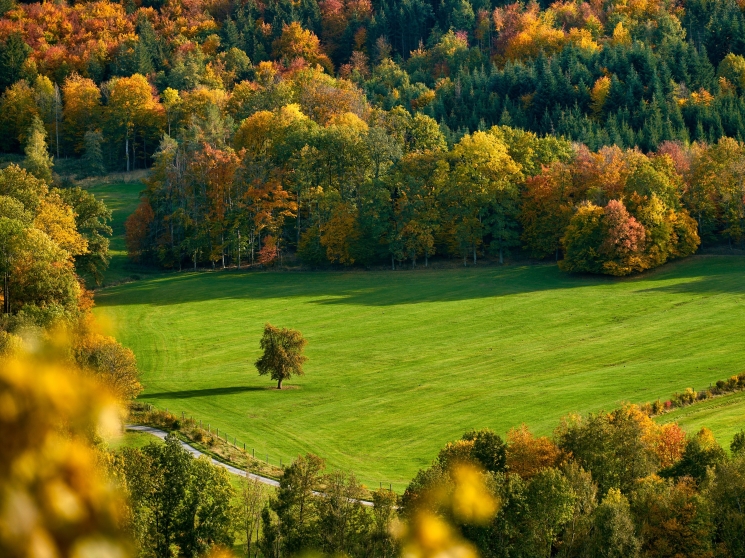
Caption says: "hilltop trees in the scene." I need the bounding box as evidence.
[255,323,308,389]
[106,74,163,172]
[0,0,744,154]
[6,0,745,274]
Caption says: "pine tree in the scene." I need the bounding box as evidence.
[82,130,106,177]
[0,33,30,92]
[23,116,53,183]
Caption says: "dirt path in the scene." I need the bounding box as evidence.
[126,425,280,487]
[125,425,374,506]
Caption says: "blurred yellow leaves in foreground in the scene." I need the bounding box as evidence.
[395,464,499,558]
[0,339,131,558]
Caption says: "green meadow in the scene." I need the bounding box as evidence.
[658,390,745,449]
[84,179,158,285]
[94,251,745,490]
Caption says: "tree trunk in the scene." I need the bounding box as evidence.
[499,247,504,265]
[237,230,241,269]
[555,247,559,262]
[391,254,395,270]
[54,86,61,159]
[473,244,477,264]
[297,209,301,246]
[277,378,283,389]
[125,133,130,172]
[4,272,9,314]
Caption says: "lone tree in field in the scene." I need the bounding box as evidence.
[255,323,308,389]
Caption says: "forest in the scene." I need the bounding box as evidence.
[3,0,745,555]
[3,0,745,273]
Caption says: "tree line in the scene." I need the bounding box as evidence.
[0,160,142,400]
[113,433,398,558]
[125,84,745,275]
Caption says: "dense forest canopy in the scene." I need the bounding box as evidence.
[3,0,745,150]
[3,0,745,274]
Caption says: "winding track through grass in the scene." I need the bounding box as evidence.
[94,254,745,490]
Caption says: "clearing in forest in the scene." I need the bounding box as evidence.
[94,254,745,490]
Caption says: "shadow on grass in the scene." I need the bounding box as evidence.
[140,386,264,399]
[94,255,745,308]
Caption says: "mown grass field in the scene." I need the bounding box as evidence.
[658,390,745,448]
[84,178,160,285]
[108,430,163,451]
[94,251,745,490]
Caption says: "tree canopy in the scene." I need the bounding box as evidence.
[255,323,308,389]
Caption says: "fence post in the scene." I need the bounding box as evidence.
[252,448,255,458]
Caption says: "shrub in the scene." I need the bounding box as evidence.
[677,388,697,406]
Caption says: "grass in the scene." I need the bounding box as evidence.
[657,390,745,451]
[82,175,160,286]
[93,252,745,491]
[107,430,163,451]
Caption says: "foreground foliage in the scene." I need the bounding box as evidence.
[402,410,745,558]
[0,339,131,557]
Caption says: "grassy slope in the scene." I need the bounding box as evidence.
[658,390,745,450]
[94,253,745,490]
[83,178,159,285]
[107,430,163,451]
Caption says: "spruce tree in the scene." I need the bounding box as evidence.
[82,130,106,177]
[0,33,30,92]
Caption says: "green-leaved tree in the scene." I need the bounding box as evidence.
[24,116,53,183]
[255,323,308,389]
